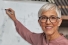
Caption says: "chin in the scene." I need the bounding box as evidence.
[45,31,54,35]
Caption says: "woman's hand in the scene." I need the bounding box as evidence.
[5,8,17,21]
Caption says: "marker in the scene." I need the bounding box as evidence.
[5,9,11,12]
[5,9,13,15]
[5,9,7,10]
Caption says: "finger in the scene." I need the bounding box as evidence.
[8,8,15,15]
[5,9,11,15]
[5,9,14,15]
[8,8,15,12]
[5,9,13,18]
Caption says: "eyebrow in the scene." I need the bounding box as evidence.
[40,15,57,17]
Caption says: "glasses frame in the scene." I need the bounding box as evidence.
[39,16,60,23]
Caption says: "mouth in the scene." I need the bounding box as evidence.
[45,26,53,30]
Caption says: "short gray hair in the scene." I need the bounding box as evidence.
[38,2,61,18]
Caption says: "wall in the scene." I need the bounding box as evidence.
[3,0,31,1]
[0,1,46,45]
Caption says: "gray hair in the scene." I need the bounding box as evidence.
[38,2,61,18]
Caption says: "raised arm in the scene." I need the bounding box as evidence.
[5,8,40,44]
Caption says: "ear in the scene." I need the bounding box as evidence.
[58,18,62,26]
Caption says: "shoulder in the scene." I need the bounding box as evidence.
[61,36,68,42]
[59,36,68,45]
[62,37,68,44]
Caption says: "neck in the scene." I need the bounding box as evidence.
[46,30,61,41]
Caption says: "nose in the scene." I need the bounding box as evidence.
[46,19,51,24]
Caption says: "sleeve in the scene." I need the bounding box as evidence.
[14,20,40,44]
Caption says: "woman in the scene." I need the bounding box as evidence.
[5,2,68,45]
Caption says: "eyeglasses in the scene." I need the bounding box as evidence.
[39,16,60,23]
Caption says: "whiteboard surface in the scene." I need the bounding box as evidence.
[0,1,47,45]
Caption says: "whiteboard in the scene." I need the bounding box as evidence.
[0,1,47,45]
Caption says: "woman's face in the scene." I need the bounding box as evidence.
[38,9,62,35]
